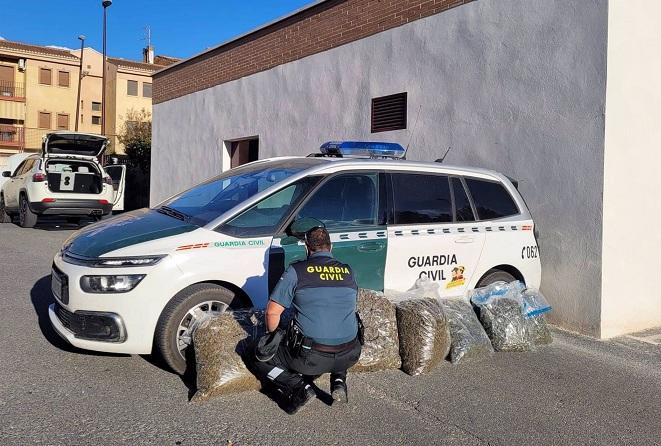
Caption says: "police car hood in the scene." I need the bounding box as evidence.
[63,208,198,258]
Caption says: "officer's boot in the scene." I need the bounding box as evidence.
[330,373,348,404]
[285,383,316,415]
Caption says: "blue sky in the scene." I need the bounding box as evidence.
[0,0,315,61]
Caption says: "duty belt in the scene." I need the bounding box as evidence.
[306,337,357,353]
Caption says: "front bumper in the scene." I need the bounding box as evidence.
[30,199,113,216]
[50,303,126,342]
[49,252,182,355]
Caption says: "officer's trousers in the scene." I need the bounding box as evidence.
[250,337,362,395]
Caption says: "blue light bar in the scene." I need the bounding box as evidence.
[320,141,406,159]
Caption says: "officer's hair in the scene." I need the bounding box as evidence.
[305,227,331,252]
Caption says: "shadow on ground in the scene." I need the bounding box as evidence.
[30,275,128,358]
[6,215,96,231]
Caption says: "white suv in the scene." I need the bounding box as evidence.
[0,132,116,227]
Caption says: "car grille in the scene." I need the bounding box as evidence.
[55,303,74,332]
[53,303,125,343]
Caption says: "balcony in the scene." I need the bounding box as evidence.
[0,81,25,101]
[0,125,24,150]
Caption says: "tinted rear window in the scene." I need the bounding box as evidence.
[392,173,452,224]
[465,178,519,220]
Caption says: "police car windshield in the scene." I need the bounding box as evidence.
[160,158,327,227]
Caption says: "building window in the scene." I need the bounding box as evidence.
[58,71,70,87]
[39,68,52,85]
[57,113,69,130]
[127,80,138,96]
[38,111,51,129]
[92,116,101,125]
[142,82,152,98]
[371,92,407,133]
[92,101,101,112]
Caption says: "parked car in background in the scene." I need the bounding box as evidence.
[0,132,125,227]
[0,153,31,193]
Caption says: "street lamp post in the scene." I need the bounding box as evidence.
[74,35,85,132]
[101,0,112,136]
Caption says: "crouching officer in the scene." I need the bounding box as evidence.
[250,223,362,414]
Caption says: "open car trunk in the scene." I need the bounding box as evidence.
[43,132,107,158]
[45,159,103,194]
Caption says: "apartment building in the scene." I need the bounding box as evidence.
[0,39,175,169]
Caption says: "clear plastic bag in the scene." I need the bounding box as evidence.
[439,298,494,364]
[395,297,451,376]
[520,288,552,318]
[351,289,401,372]
[192,310,264,401]
[468,280,525,306]
[477,297,533,352]
[470,281,553,350]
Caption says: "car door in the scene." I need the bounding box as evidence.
[104,165,126,211]
[271,172,388,292]
[383,172,486,297]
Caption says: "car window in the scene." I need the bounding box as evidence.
[163,159,325,227]
[219,178,318,237]
[452,177,475,222]
[12,160,27,177]
[296,173,380,229]
[392,173,452,224]
[105,166,124,181]
[465,178,519,220]
[18,159,35,176]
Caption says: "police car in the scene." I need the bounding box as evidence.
[49,141,541,374]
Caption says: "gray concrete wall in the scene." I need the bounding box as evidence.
[152,0,609,335]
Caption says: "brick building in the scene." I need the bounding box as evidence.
[151,0,661,338]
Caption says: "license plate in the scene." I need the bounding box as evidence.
[51,271,63,302]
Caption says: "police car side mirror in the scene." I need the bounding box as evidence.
[290,217,325,238]
[1,171,10,178]
[281,236,300,246]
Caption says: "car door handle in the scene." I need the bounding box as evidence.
[454,236,475,244]
[358,241,385,252]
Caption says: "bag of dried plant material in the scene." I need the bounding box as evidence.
[476,297,534,352]
[395,297,451,376]
[350,289,401,372]
[439,298,494,364]
[526,315,553,345]
[192,310,265,401]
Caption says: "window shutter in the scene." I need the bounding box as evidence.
[127,80,138,96]
[39,68,52,85]
[39,112,51,129]
[58,71,70,87]
[371,92,407,133]
[57,114,69,130]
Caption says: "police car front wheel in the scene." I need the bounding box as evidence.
[154,283,248,375]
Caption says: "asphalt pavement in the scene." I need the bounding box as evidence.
[1,220,660,446]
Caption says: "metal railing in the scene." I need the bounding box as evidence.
[0,81,25,100]
[0,125,24,148]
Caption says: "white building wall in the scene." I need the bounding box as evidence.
[601,0,661,338]
[152,0,609,335]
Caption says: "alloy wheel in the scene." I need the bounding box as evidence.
[176,300,228,359]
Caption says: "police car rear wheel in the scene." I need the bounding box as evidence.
[476,269,517,288]
[155,283,246,375]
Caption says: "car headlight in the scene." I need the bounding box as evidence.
[80,275,146,293]
[93,255,166,267]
